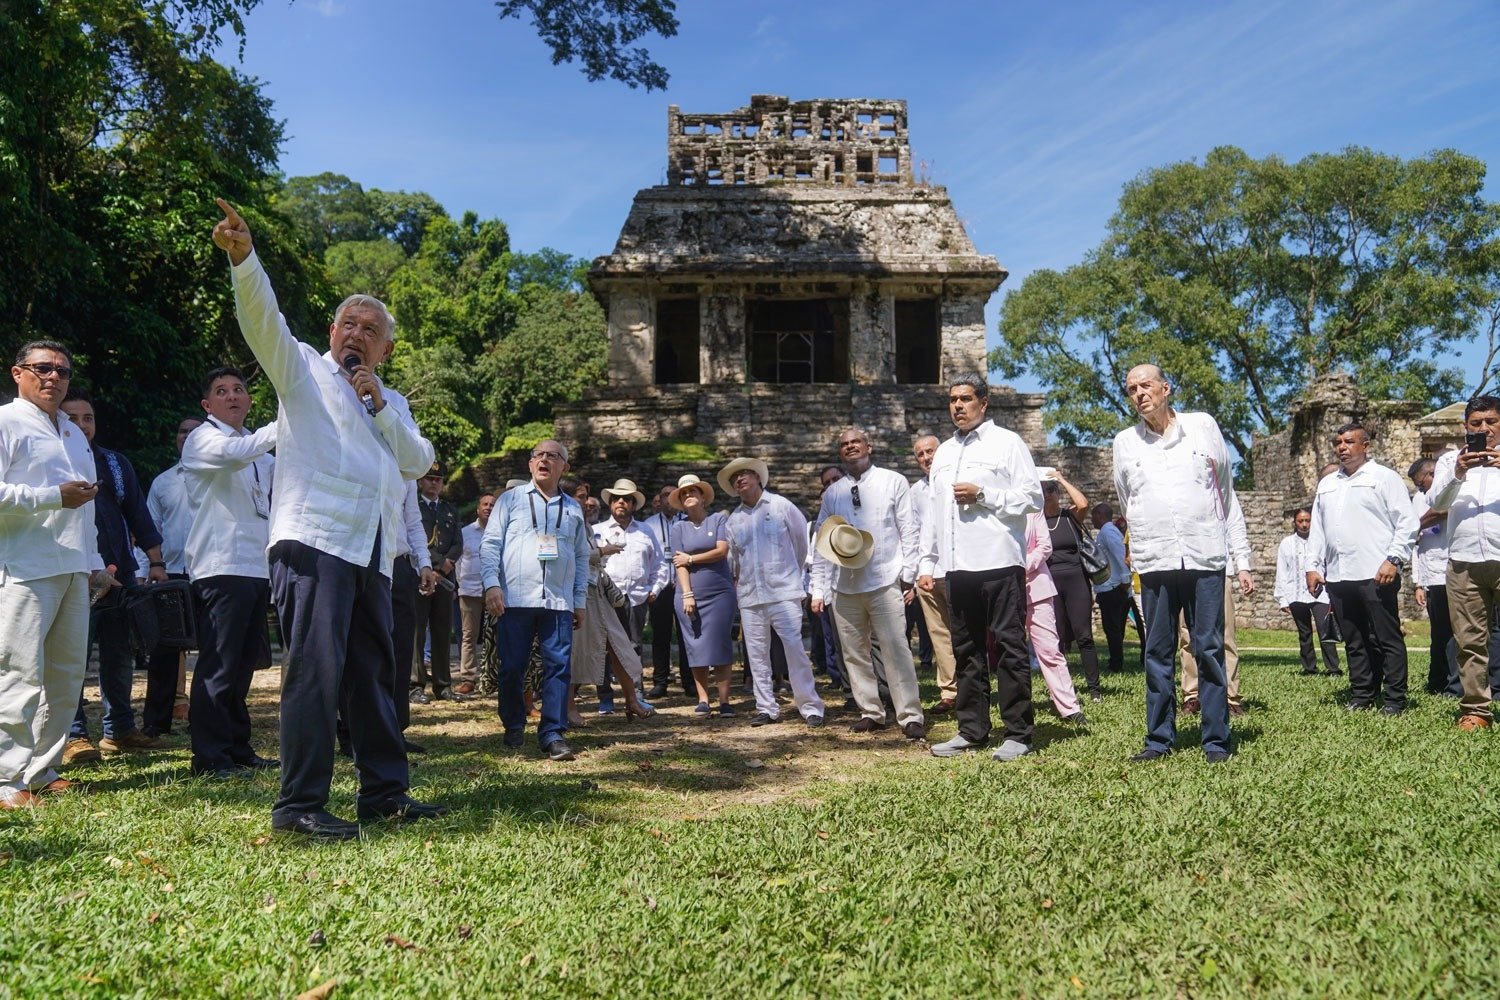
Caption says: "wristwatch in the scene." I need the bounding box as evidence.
[974,489,986,504]
[1385,555,1405,570]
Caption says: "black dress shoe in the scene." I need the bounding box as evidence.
[502,730,524,749]
[273,811,360,841]
[435,689,471,703]
[403,739,428,754]
[190,759,252,780]
[1345,701,1374,712]
[647,684,669,700]
[357,794,449,823]
[235,754,280,770]
[848,717,888,734]
[1204,750,1230,763]
[902,721,927,742]
[1380,703,1406,716]
[750,712,778,727]
[409,690,432,705]
[1130,748,1171,762]
[544,740,576,761]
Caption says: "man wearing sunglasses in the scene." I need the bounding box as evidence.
[811,428,926,742]
[213,199,443,840]
[1,342,115,808]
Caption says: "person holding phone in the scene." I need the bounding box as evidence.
[1428,395,1500,731]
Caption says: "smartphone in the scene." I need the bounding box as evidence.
[1466,430,1488,453]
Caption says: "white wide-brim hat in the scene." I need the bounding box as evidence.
[815,515,875,569]
[668,474,715,511]
[717,457,770,496]
[600,477,646,511]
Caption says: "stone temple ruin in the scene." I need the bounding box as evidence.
[555,95,1050,504]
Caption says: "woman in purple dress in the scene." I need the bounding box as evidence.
[668,474,736,715]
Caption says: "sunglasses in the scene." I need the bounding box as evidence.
[851,484,862,509]
[17,362,72,380]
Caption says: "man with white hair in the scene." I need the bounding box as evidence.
[213,199,443,840]
[1114,363,1235,762]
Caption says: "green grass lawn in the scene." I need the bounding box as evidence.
[3,647,1494,999]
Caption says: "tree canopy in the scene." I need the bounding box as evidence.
[496,0,678,91]
[992,146,1500,460]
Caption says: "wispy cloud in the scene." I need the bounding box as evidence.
[308,0,345,17]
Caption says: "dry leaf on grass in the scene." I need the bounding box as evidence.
[295,979,338,1000]
[383,933,422,951]
[77,973,105,985]
[251,835,272,847]
[457,925,473,939]
[745,758,766,769]
[520,952,535,967]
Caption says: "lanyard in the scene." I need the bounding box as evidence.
[528,490,563,533]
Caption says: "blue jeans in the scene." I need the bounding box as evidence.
[1140,569,1229,755]
[70,601,137,740]
[497,607,573,747]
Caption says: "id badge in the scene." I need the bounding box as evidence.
[536,533,560,561]
[250,481,270,520]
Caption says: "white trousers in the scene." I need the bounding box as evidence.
[0,571,89,790]
[832,583,924,727]
[741,599,825,720]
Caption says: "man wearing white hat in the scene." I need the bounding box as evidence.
[595,478,667,680]
[811,429,926,741]
[721,457,826,727]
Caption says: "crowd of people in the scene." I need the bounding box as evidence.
[2,200,1496,839]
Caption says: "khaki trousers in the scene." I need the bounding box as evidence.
[832,583,924,728]
[457,595,484,684]
[1447,559,1500,719]
[0,572,89,790]
[1179,575,1242,708]
[915,576,958,701]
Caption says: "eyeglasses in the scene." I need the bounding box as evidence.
[850,484,862,509]
[17,362,72,380]
[531,450,565,462]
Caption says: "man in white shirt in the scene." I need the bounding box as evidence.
[1,342,114,808]
[909,435,958,714]
[1408,457,1458,696]
[1113,364,1235,762]
[141,414,203,738]
[1429,395,1500,730]
[722,457,826,727]
[214,199,442,840]
[455,493,496,694]
[920,374,1043,761]
[1274,507,1342,676]
[1306,423,1419,715]
[180,365,277,778]
[595,478,666,686]
[812,428,926,742]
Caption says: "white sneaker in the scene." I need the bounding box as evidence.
[929,734,985,758]
[991,739,1034,761]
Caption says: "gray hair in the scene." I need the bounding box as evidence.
[836,427,870,446]
[334,294,396,341]
[947,372,989,400]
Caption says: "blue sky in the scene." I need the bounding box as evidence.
[223,0,1500,392]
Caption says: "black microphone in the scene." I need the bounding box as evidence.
[342,354,377,415]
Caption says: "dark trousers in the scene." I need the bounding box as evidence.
[142,572,190,735]
[811,603,849,690]
[1288,601,1342,674]
[190,576,270,770]
[1327,577,1408,709]
[1051,563,1101,693]
[269,539,407,822]
[1422,585,1459,695]
[1140,569,1229,755]
[648,582,691,694]
[71,597,137,740]
[947,567,1031,746]
[907,598,933,670]
[1096,583,1143,672]
[390,557,417,730]
[412,584,455,696]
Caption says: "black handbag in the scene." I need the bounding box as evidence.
[1070,516,1113,587]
